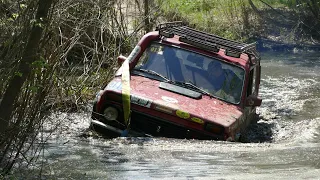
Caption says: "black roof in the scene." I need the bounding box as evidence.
[156,22,260,60]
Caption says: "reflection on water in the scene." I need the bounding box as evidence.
[15,52,320,179]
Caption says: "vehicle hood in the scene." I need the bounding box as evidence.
[106,75,243,128]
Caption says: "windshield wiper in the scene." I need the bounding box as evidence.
[133,69,213,97]
[173,81,214,98]
[134,68,171,82]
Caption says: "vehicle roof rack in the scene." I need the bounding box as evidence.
[155,21,260,61]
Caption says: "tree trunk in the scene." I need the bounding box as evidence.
[0,0,53,139]
[144,0,151,33]
[248,0,260,15]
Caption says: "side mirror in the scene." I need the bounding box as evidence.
[245,95,262,107]
[117,55,127,66]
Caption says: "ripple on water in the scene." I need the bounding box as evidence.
[18,52,320,179]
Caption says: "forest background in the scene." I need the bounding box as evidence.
[0,0,319,176]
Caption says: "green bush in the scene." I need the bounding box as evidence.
[158,0,320,43]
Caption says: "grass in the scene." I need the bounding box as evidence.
[158,0,303,42]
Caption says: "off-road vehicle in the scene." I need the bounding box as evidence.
[91,22,262,141]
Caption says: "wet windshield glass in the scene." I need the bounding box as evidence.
[133,43,245,104]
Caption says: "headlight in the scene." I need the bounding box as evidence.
[103,107,118,121]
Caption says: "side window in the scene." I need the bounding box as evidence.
[247,67,256,96]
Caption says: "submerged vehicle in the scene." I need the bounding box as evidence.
[91,22,262,141]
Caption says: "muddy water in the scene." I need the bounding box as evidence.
[18,52,320,179]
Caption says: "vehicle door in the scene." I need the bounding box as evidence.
[243,65,259,125]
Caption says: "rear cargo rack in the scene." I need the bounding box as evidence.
[156,22,260,61]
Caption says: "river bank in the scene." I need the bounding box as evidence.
[159,0,320,52]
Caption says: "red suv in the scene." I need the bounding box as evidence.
[91,22,262,141]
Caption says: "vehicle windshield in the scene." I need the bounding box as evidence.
[133,43,245,104]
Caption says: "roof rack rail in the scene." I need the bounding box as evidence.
[156,22,260,60]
